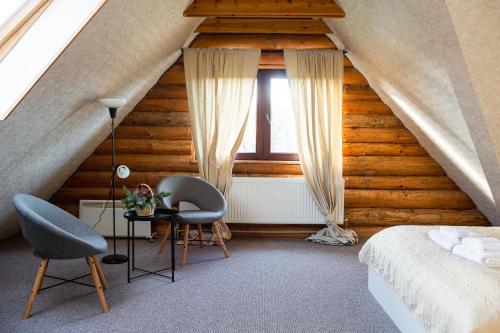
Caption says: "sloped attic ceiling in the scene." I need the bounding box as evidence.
[0,0,200,238]
[325,0,500,225]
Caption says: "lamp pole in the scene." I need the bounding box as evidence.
[100,100,128,265]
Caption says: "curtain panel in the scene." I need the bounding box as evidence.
[184,48,261,240]
[284,49,357,245]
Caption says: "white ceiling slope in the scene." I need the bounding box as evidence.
[326,0,500,225]
[0,0,200,239]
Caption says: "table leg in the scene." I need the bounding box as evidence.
[132,220,135,271]
[127,219,130,283]
[170,218,175,282]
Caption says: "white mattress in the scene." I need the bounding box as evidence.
[359,226,500,333]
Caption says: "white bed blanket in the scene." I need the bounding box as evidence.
[359,226,500,333]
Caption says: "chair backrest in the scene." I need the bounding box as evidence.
[157,176,227,215]
[11,194,104,259]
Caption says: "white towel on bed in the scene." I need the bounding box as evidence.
[462,236,500,252]
[452,244,500,268]
[428,229,459,251]
[439,226,473,243]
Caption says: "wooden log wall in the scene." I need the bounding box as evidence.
[51,33,489,238]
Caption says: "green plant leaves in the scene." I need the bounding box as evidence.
[120,185,172,211]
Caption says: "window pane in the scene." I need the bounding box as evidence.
[0,0,26,27]
[238,84,257,153]
[0,0,103,120]
[270,78,297,153]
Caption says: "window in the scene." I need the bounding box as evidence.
[0,0,51,60]
[237,69,298,161]
[0,0,105,120]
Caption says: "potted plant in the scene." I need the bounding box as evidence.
[121,184,171,216]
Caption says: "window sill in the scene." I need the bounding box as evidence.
[190,159,301,165]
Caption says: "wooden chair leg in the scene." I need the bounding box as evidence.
[197,224,203,248]
[213,223,229,258]
[24,258,49,320]
[181,224,190,266]
[158,222,171,254]
[92,256,109,290]
[86,256,109,313]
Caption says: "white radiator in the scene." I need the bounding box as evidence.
[225,177,324,224]
[79,200,151,238]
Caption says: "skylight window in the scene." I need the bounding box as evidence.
[0,0,105,120]
[0,0,32,27]
[0,0,51,60]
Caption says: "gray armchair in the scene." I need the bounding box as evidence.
[12,194,109,319]
[157,176,229,265]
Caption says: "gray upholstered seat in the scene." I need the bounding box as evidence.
[12,194,107,259]
[157,176,229,265]
[11,194,109,319]
[158,176,227,223]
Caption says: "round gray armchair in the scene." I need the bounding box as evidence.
[157,176,229,265]
[12,194,109,319]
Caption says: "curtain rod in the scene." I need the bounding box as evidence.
[181,48,348,53]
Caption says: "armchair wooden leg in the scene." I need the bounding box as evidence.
[24,258,49,320]
[93,256,109,290]
[213,223,229,258]
[197,224,203,248]
[158,222,171,254]
[86,256,109,313]
[181,224,190,266]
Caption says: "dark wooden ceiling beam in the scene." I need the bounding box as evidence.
[190,33,336,50]
[184,0,345,18]
[195,18,332,34]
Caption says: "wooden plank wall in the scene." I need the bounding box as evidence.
[51,33,489,238]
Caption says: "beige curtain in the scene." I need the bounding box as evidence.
[184,48,261,240]
[284,49,357,245]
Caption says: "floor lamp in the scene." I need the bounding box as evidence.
[99,98,129,265]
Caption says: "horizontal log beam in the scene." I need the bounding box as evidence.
[183,0,346,18]
[63,171,198,188]
[343,128,417,143]
[64,172,456,191]
[146,85,187,99]
[116,124,415,143]
[52,187,473,209]
[345,208,489,226]
[343,101,391,115]
[343,86,379,101]
[343,156,444,176]
[190,33,336,50]
[345,190,474,209]
[343,143,427,156]
[96,139,192,155]
[195,18,332,34]
[79,155,442,176]
[343,115,402,128]
[344,67,367,85]
[115,126,191,140]
[344,176,457,190]
[135,98,188,112]
[158,64,185,85]
[121,112,190,127]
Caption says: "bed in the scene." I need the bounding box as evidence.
[359,226,500,333]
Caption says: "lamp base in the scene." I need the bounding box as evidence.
[101,254,128,265]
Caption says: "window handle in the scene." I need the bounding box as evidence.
[265,112,271,124]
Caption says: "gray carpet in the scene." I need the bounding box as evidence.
[0,236,397,333]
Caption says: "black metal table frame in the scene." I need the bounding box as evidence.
[126,210,177,283]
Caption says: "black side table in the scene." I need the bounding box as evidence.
[124,208,177,283]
